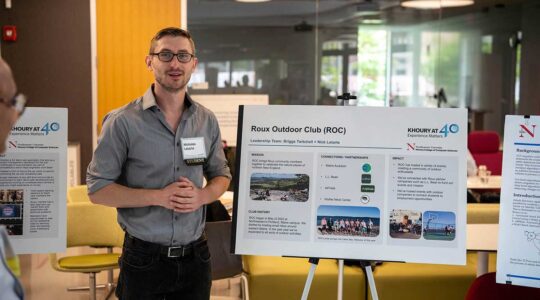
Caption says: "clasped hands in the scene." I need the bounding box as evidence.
[160,177,209,213]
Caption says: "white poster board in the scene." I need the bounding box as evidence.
[233,106,467,265]
[191,94,269,147]
[0,108,67,254]
[497,115,540,288]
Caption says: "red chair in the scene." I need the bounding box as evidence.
[465,272,540,300]
[468,131,503,175]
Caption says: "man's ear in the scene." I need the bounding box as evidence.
[191,57,199,72]
[145,56,152,69]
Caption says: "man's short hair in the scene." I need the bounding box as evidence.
[149,27,196,55]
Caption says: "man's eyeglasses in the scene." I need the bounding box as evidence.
[0,93,27,115]
[150,52,195,63]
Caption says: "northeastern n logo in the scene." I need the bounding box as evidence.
[519,123,536,138]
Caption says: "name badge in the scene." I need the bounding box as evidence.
[181,137,207,165]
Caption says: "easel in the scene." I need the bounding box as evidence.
[338,260,379,300]
[301,258,379,300]
[302,92,379,300]
[301,258,319,300]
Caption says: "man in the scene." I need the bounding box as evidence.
[87,28,231,300]
[0,57,24,300]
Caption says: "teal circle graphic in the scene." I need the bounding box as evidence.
[362,163,372,173]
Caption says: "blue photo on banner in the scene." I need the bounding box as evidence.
[423,211,456,241]
[0,204,22,219]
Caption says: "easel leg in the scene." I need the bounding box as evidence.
[301,258,319,300]
[365,265,379,300]
[338,259,344,300]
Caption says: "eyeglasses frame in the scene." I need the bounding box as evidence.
[0,93,27,115]
[150,52,196,63]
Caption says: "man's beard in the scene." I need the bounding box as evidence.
[156,74,190,93]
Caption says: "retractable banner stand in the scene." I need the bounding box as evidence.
[497,115,540,288]
[0,108,67,254]
[232,105,467,265]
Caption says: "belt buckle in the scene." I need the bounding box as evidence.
[167,246,184,258]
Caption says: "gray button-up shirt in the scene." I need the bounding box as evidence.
[87,86,231,246]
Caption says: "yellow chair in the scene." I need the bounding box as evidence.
[67,185,91,203]
[50,202,124,300]
[1,226,24,298]
[467,203,499,224]
[6,255,21,277]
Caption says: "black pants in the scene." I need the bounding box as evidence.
[116,234,212,300]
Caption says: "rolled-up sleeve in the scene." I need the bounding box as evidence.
[86,112,129,194]
[203,113,232,180]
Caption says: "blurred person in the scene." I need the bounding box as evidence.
[0,57,24,300]
[0,58,19,154]
[241,74,249,87]
[467,149,480,202]
[467,149,478,177]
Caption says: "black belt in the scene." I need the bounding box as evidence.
[124,233,206,258]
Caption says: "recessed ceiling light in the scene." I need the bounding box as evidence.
[235,0,271,3]
[401,0,474,9]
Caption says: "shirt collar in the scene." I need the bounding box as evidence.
[141,86,158,110]
[141,85,196,116]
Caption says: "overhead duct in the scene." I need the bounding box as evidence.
[354,1,382,16]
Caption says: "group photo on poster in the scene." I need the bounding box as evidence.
[0,189,24,235]
[316,205,380,238]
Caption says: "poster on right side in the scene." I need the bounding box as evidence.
[232,105,467,265]
[497,115,540,288]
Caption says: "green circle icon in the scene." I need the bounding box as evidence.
[362,163,372,173]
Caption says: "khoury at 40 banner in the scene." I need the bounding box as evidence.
[0,108,67,254]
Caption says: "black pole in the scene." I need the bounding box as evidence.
[337,92,357,106]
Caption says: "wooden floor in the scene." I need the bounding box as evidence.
[18,247,241,300]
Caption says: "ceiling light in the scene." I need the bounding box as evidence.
[235,0,271,3]
[361,19,384,24]
[401,0,474,9]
